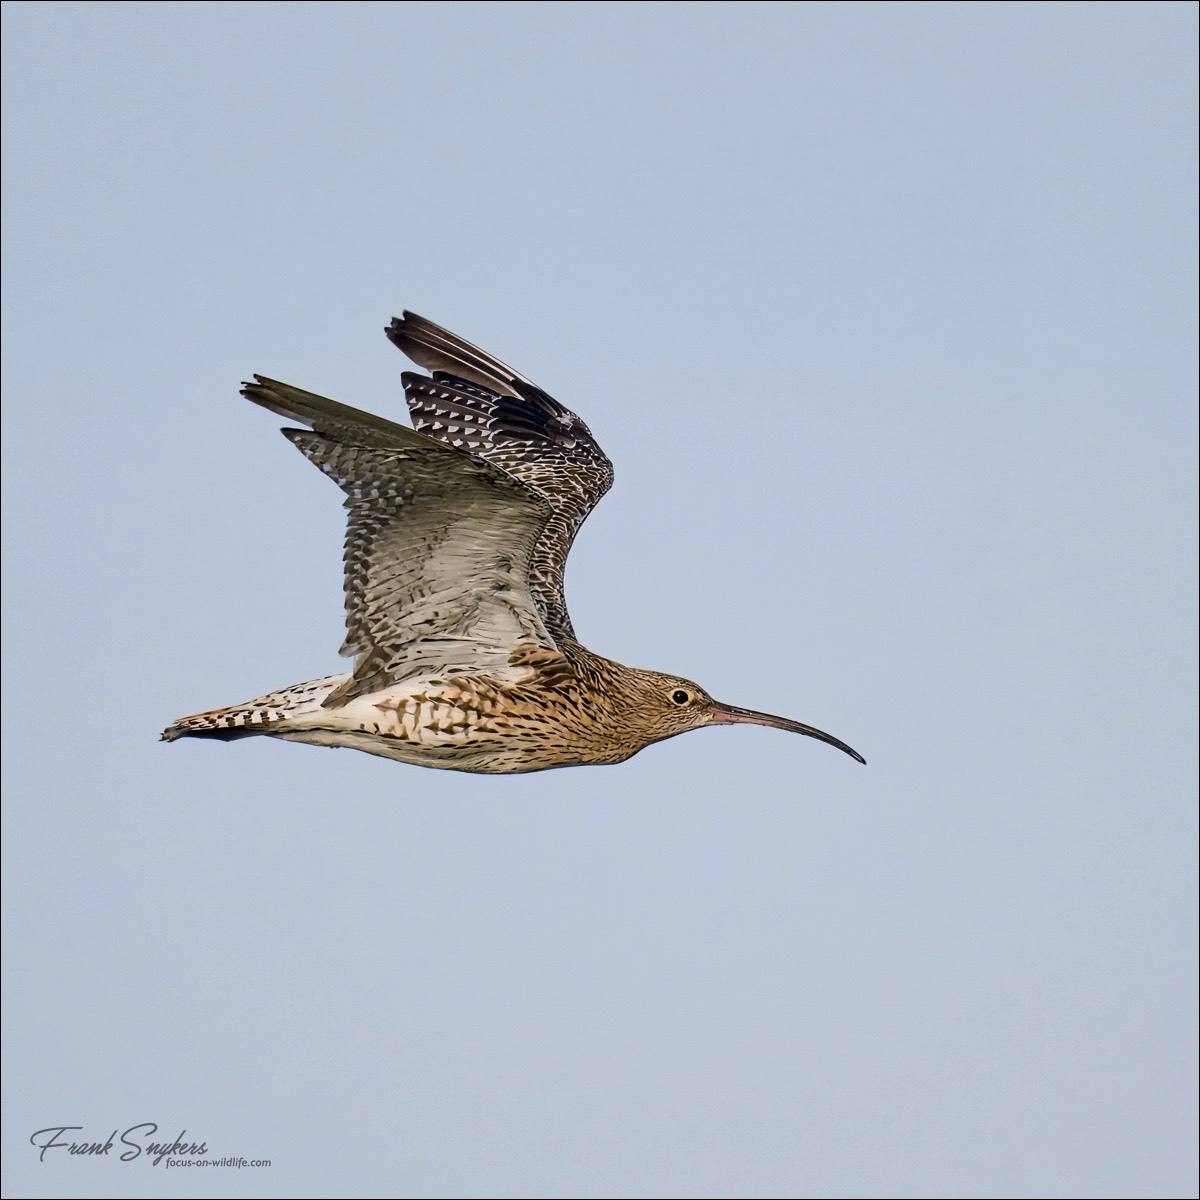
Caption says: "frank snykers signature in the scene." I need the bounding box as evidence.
[30,1123,207,1166]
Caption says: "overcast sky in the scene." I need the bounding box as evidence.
[2,3,1196,1198]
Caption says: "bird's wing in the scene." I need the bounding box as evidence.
[386,312,614,640]
[242,377,559,706]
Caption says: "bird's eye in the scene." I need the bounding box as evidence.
[671,689,690,705]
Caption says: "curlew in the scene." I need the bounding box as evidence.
[162,313,865,773]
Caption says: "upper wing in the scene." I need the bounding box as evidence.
[386,312,614,640]
[242,377,558,706]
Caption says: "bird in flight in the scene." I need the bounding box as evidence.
[163,313,865,773]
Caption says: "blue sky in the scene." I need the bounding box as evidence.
[2,3,1197,1197]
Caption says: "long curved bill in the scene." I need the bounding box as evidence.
[711,703,866,765]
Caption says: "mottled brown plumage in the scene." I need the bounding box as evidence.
[162,313,864,773]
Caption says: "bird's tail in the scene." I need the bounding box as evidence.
[161,675,346,743]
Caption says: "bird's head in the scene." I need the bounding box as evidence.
[622,669,866,764]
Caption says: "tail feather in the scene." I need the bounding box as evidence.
[161,675,344,743]
[161,702,288,742]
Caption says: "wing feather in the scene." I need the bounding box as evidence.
[385,313,614,639]
[242,377,557,704]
